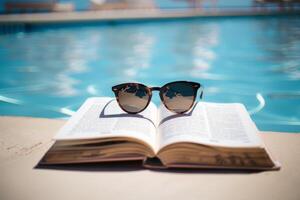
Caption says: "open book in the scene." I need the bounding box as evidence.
[41,97,280,170]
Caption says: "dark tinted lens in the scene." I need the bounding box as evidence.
[160,82,196,113]
[115,83,150,113]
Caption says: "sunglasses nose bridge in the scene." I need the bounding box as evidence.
[150,87,161,91]
[150,87,165,104]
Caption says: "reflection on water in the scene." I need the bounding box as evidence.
[100,27,154,80]
[256,17,300,80]
[0,29,101,96]
[0,16,299,132]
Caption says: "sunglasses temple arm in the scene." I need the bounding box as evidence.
[199,87,204,99]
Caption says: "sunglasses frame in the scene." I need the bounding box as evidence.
[112,81,203,114]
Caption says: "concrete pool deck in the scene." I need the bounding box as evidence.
[0,116,299,200]
[0,9,300,24]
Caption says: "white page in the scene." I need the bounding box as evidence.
[54,97,158,148]
[158,102,262,149]
[204,103,262,147]
[157,102,210,149]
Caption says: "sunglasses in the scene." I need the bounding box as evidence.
[112,81,203,114]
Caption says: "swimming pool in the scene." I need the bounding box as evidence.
[0,16,299,132]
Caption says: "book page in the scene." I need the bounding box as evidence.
[54,97,158,149]
[205,103,262,147]
[158,102,262,149]
[157,102,210,148]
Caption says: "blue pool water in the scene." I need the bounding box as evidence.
[0,16,299,132]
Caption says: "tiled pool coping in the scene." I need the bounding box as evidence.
[0,9,299,24]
